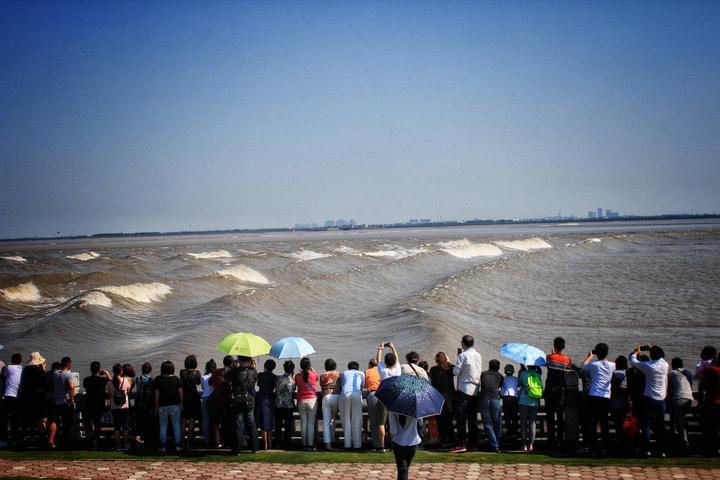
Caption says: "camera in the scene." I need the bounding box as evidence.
[384,342,391,348]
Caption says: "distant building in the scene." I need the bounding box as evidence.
[408,219,419,224]
[606,209,620,219]
[588,211,597,219]
[420,219,432,223]
[336,219,347,227]
[324,220,335,228]
[348,219,356,226]
[597,208,603,219]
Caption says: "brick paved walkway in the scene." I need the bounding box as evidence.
[0,459,718,480]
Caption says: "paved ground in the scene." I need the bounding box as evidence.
[1,459,718,480]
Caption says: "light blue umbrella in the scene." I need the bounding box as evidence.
[500,343,546,366]
[270,337,316,359]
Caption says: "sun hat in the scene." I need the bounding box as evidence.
[28,351,45,366]
[504,364,515,375]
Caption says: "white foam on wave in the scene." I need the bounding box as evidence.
[0,282,42,302]
[287,250,332,262]
[364,247,428,260]
[1,256,27,263]
[78,291,113,308]
[67,251,100,261]
[187,250,232,259]
[437,240,503,259]
[214,265,269,285]
[334,245,362,256]
[579,238,602,245]
[97,282,172,303]
[495,238,553,252]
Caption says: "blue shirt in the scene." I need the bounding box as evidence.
[339,369,365,395]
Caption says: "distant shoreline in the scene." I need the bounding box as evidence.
[2,213,719,243]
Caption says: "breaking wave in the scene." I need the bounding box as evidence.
[363,247,428,260]
[76,291,113,308]
[67,251,101,261]
[495,238,553,251]
[186,250,232,259]
[437,239,504,259]
[97,282,172,303]
[212,265,270,285]
[0,282,42,302]
[1,256,27,263]
[287,250,332,262]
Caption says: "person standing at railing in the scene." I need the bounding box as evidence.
[545,337,573,447]
[364,358,384,451]
[320,358,341,450]
[630,345,669,458]
[668,357,693,451]
[339,361,365,450]
[579,343,615,455]
[450,335,482,453]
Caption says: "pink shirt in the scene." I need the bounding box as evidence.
[294,370,319,401]
[106,377,131,409]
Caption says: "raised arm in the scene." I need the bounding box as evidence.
[376,343,384,364]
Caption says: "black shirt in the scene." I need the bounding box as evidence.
[225,366,258,396]
[480,370,503,399]
[429,365,455,397]
[154,375,182,406]
[83,375,109,409]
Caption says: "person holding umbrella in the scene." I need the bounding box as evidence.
[375,375,444,480]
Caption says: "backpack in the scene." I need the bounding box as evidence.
[113,378,127,406]
[230,368,255,412]
[135,376,154,411]
[527,371,543,399]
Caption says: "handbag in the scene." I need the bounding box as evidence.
[622,408,639,439]
[112,378,127,406]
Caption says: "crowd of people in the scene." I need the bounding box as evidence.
[0,336,718,470]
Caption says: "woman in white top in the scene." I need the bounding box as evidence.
[389,412,421,480]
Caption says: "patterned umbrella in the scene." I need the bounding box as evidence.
[375,374,444,419]
[216,332,271,357]
[500,343,547,366]
[269,337,316,359]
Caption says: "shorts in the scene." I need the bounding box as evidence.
[112,408,130,431]
[370,395,388,425]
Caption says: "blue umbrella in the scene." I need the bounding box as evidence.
[500,343,547,366]
[269,337,316,359]
[375,374,445,419]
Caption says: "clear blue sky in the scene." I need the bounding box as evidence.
[1,0,719,237]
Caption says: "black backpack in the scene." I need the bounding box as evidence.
[230,368,255,412]
[135,376,155,411]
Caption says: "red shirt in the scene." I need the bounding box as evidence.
[294,370,320,401]
[546,352,572,368]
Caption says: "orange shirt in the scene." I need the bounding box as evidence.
[365,367,380,392]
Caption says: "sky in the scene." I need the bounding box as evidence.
[1,0,719,238]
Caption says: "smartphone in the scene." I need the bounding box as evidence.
[384,342,391,348]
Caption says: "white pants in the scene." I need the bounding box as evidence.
[297,398,318,447]
[322,394,340,444]
[340,392,363,448]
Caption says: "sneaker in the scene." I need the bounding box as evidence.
[449,445,467,453]
[528,444,534,452]
[158,447,166,453]
[521,444,528,452]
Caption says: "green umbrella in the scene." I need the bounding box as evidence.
[217,332,271,357]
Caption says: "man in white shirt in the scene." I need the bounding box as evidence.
[630,344,669,457]
[373,342,402,452]
[579,343,615,454]
[450,335,482,452]
[1,353,23,447]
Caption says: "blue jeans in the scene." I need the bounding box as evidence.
[479,397,503,450]
[158,404,182,448]
[642,397,666,452]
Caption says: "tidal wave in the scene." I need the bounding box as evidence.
[0,282,42,302]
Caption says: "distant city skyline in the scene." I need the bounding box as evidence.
[1,1,719,238]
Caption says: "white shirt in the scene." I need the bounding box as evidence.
[378,362,401,381]
[201,373,213,399]
[388,412,421,446]
[582,359,616,398]
[401,364,430,381]
[501,376,518,397]
[4,364,23,398]
[453,348,483,396]
[630,354,669,401]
